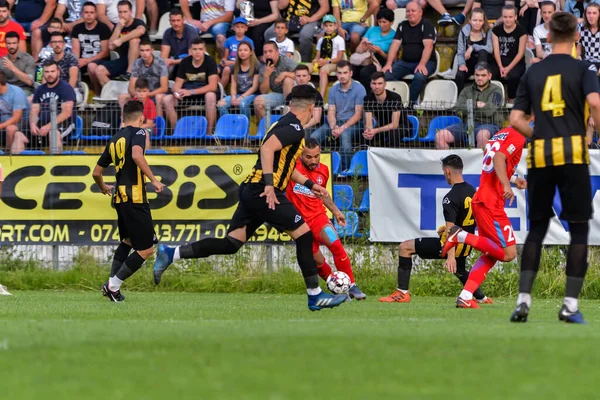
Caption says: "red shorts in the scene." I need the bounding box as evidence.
[306,213,335,254]
[473,202,516,248]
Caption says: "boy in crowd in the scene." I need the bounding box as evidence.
[269,18,295,59]
[131,78,156,148]
[310,15,345,98]
[220,17,254,87]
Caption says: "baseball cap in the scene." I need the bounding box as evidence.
[233,17,248,25]
[323,15,336,24]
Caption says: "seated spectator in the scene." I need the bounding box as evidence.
[130,78,156,148]
[518,0,542,36]
[88,0,146,94]
[71,2,111,71]
[353,8,395,94]
[254,41,297,120]
[0,1,27,57]
[565,0,599,20]
[20,60,76,154]
[269,18,295,59]
[242,0,279,58]
[435,62,503,149]
[161,38,219,133]
[42,32,82,103]
[35,18,70,62]
[473,0,511,24]
[13,0,55,32]
[333,0,378,52]
[386,0,472,27]
[363,71,410,147]
[217,41,259,121]
[455,8,494,93]
[0,71,29,154]
[492,5,527,103]
[145,0,167,35]
[531,2,556,63]
[310,14,345,98]
[118,39,168,115]
[96,0,144,31]
[54,0,83,33]
[160,8,199,79]
[311,60,365,170]
[180,0,234,60]
[382,1,436,104]
[577,4,600,69]
[220,17,254,88]
[286,64,324,136]
[0,31,35,95]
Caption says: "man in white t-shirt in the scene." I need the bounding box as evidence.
[310,15,346,98]
[179,0,234,59]
[532,1,556,63]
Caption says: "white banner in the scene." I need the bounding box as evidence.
[368,148,600,245]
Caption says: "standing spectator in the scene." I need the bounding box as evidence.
[310,15,345,98]
[42,32,82,103]
[71,2,111,71]
[0,31,35,95]
[241,0,279,58]
[14,0,55,32]
[0,71,29,154]
[382,1,437,104]
[254,41,297,120]
[160,8,199,79]
[532,2,556,63]
[95,0,144,30]
[179,0,234,60]
[87,0,146,93]
[287,64,323,136]
[220,17,254,88]
[455,8,494,93]
[363,71,410,147]
[311,61,365,170]
[19,60,76,154]
[217,41,259,121]
[332,0,379,52]
[0,1,27,57]
[264,0,330,62]
[577,3,600,69]
[435,62,503,149]
[269,18,295,58]
[492,5,527,103]
[161,38,219,133]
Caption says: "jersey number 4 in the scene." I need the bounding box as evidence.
[109,137,126,172]
[541,74,565,117]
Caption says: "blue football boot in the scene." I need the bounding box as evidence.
[153,244,175,285]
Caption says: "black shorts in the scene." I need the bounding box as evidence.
[228,183,305,237]
[527,164,592,222]
[97,57,128,78]
[179,92,222,106]
[115,202,158,250]
[414,236,467,267]
[27,121,76,148]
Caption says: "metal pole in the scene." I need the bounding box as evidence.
[265,105,271,133]
[466,99,475,148]
[49,97,59,155]
[52,245,59,270]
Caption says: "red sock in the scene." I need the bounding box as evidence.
[464,255,496,294]
[329,240,355,283]
[317,260,333,281]
[464,233,506,261]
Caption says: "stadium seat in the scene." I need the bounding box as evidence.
[420,115,462,143]
[334,211,362,238]
[62,150,86,155]
[0,149,4,154]
[439,54,458,80]
[212,114,250,140]
[110,50,119,60]
[525,48,534,70]
[331,151,341,175]
[184,149,211,154]
[165,116,208,140]
[354,189,370,212]
[292,50,301,63]
[415,80,458,110]
[146,149,168,155]
[93,80,129,102]
[403,115,420,142]
[334,184,354,211]
[150,12,171,41]
[78,81,89,108]
[225,149,253,154]
[70,115,84,140]
[491,80,506,106]
[386,81,410,106]
[250,115,282,141]
[339,150,368,177]
[392,8,406,31]
[19,150,46,155]
[153,116,166,140]
[403,50,441,80]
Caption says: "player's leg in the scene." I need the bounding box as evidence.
[111,238,133,278]
[454,257,490,303]
[379,239,415,302]
[313,246,333,281]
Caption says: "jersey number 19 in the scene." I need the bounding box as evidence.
[109,137,126,172]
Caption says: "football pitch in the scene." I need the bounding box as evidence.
[1,292,599,399]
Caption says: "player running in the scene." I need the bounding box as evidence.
[153,85,349,311]
[286,139,367,300]
[509,11,600,323]
[441,127,527,308]
[93,100,165,302]
[380,154,492,304]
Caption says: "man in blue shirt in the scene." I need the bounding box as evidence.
[0,71,29,154]
[311,60,365,171]
[160,8,199,79]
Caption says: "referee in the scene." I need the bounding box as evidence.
[153,85,349,311]
[509,11,600,324]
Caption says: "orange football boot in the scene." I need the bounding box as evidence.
[379,289,411,303]
[456,297,480,308]
[477,297,494,304]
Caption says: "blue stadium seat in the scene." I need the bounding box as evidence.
[0,149,4,154]
[20,150,46,155]
[420,115,461,143]
[403,115,420,142]
[225,149,253,154]
[339,150,368,177]
[80,134,112,142]
[212,114,249,140]
[146,149,168,155]
[250,115,282,141]
[153,116,166,140]
[166,116,208,140]
[331,151,341,175]
[62,150,87,155]
[334,211,362,238]
[184,149,211,155]
[354,189,370,212]
[333,184,354,211]
[70,115,83,140]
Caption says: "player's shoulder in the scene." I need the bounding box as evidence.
[273,113,303,134]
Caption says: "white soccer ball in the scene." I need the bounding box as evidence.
[326,271,351,294]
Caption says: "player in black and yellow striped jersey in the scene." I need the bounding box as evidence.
[510,12,600,323]
[379,155,492,304]
[154,85,349,311]
[93,100,165,302]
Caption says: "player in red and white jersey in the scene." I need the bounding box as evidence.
[286,139,366,300]
[442,126,528,308]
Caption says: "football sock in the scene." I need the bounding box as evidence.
[519,219,549,293]
[397,256,412,291]
[179,236,243,259]
[459,289,473,300]
[517,293,531,308]
[108,275,123,292]
[463,255,496,296]
[295,231,320,290]
[329,239,354,283]
[173,246,181,261]
[115,251,146,282]
[454,264,486,300]
[317,260,333,281]
[563,297,579,313]
[110,242,132,277]
[463,233,505,261]
[565,222,589,304]
[307,287,322,296]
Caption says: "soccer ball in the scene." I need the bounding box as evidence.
[326,271,351,294]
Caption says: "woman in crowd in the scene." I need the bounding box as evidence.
[577,3,600,71]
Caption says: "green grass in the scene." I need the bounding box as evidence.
[1,292,600,399]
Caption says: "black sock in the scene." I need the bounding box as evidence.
[111,242,132,277]
[116,251,146,281]
[179,237,242,259]
[398,256,412,291]
[296,231,319,288]
[519,219,549,293]
[304,275,320,290]
[565,222,589,299]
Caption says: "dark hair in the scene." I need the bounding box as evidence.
[0,70,6,86]
[117,0,132,10]
[370,71,385,81]
[263,41,279,52]
[49,31,65,41]
[82,1,96,9]
[48,17,63,26]
[540,1,556,10]
[502,4,518,15]
[0,0,9,10]
[123,100,144,121]
[190,37,205,47]
[170,7,183,17]
[5,31,19,41]
[289,84,318,104]
[376,8,394,22]
[43,59,59,69]
[295,64,310,73]
[441,154,464,170]
[140,37,153,47]
[552,11,579,42]
[135,77,150,90]
[336,60,351,70]
[474,62,492,73]
[305,138,320,149]
[274,18,288,28]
